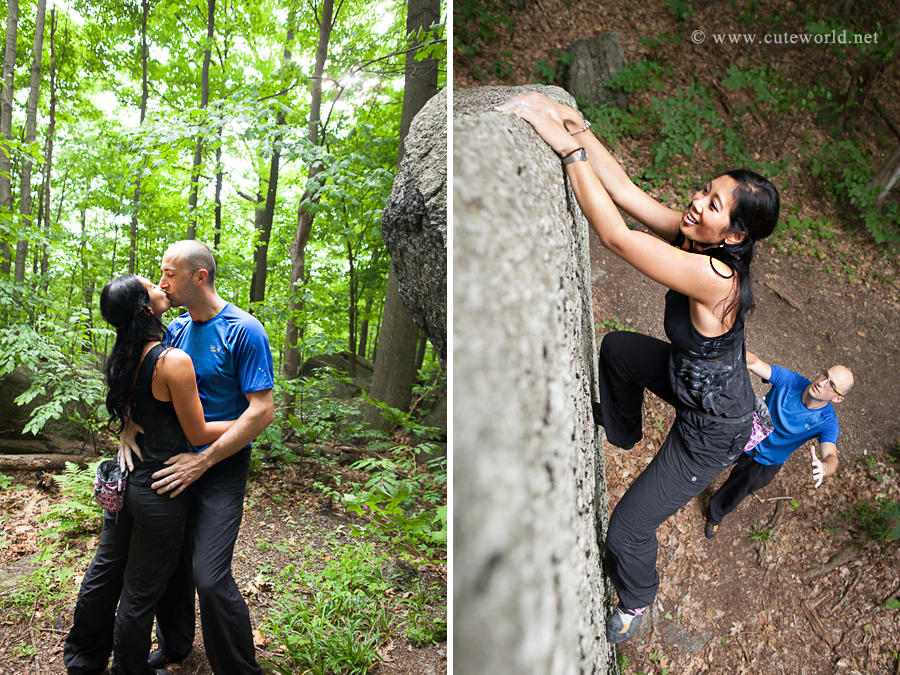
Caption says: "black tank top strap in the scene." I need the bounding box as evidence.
[135,343,169,387]
[709,255,734,279]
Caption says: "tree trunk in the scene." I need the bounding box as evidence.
[186,0,215,240]
[870,140,900,207]
[250,12,294,305]
[40,9,57,285]
[362,0,440,431]
[129,0,149,274]
[356,249,381,359]
[363,269,422,430]
[0,0,18,275]
[346,237,357,377]
[14,0,46,283]
[214,130,222,248]
[282,0,334,413]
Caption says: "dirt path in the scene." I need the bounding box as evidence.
[591,231,900,674]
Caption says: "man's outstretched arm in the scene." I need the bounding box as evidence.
[746,351,773,382]
[811,442,838,489]
[150,388,275,497]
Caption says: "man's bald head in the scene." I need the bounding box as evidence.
[166,240,216,286]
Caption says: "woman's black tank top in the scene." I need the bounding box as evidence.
[663,289,754,418]
[129,343,191,488]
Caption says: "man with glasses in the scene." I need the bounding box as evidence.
[704,352,854,538]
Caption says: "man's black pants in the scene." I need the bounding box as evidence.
[706,452,783,525]
[154,449,262,675]
[64,485,189,675]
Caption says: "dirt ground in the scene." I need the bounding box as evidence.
[0,456,447,675]
[455,0,900,672]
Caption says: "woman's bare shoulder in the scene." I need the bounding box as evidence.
[155,347,194,373]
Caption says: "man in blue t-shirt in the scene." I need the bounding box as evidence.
[120,240,274,674]
[704,352,854,538]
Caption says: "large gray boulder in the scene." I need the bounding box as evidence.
[0,366,90,441]
[563,33,628,112]
[454,85,616,675]
[381,88,447,370]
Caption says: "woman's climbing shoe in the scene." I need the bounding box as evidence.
[605,603,645,644]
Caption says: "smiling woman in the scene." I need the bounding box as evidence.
[497,90,780,643]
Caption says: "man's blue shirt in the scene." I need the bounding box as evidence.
[752,365,840,466]
[165,303,274,452]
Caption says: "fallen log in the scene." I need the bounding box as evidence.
[0,454,95,472]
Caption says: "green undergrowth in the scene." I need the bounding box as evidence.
[262,539,446,674]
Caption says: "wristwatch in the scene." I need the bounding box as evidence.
[562,147,588,165]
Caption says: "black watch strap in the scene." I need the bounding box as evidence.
[562,147,588,165]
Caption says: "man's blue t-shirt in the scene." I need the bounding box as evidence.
[165,303,274,452]
[751,365,840,466]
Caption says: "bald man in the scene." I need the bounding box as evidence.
[705,352,854,538]
[129,240,273,674]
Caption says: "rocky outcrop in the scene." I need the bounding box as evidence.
[381,88,447,370]
[563,33,628,112]
[0,366,91,442]
[454,85,616,674]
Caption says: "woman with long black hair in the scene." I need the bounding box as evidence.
[64,275,234,675]
[498,93,780,643]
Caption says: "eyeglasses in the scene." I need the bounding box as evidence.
[819,369,845,397]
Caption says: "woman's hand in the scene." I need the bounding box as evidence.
[496,94,581,158]
[495,92,585,133]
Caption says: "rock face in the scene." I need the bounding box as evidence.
[381,88,447,370]
[563,33,628,112]
[454,85,616,675]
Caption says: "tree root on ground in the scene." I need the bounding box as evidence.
[800,537,870,582]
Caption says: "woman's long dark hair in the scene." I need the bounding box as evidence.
[673,169,780,329]
[99,275,166,433]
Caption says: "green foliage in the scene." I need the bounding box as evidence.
[324,449,447,560]
[38,461,105,540]
[665,0,693,23]
[399,583,448,645]
[262,541,394,673]
[533,49,571,85]
[843,498,900,542]
[648,82,720,173]
[317,400,447,559]
[454,0,516,57]
[744,524,773,548]
[3,543,91,615]
[608,59,668,92]
[0,320,110,438]
[810,140,900,245]
[279,367,368,458]
[598,317,635,333]
[0,472,26,490]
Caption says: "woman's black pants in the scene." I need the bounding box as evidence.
[598,331,750,610]
[64,485,189,675]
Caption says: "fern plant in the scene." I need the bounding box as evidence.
[38,461,105,540]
